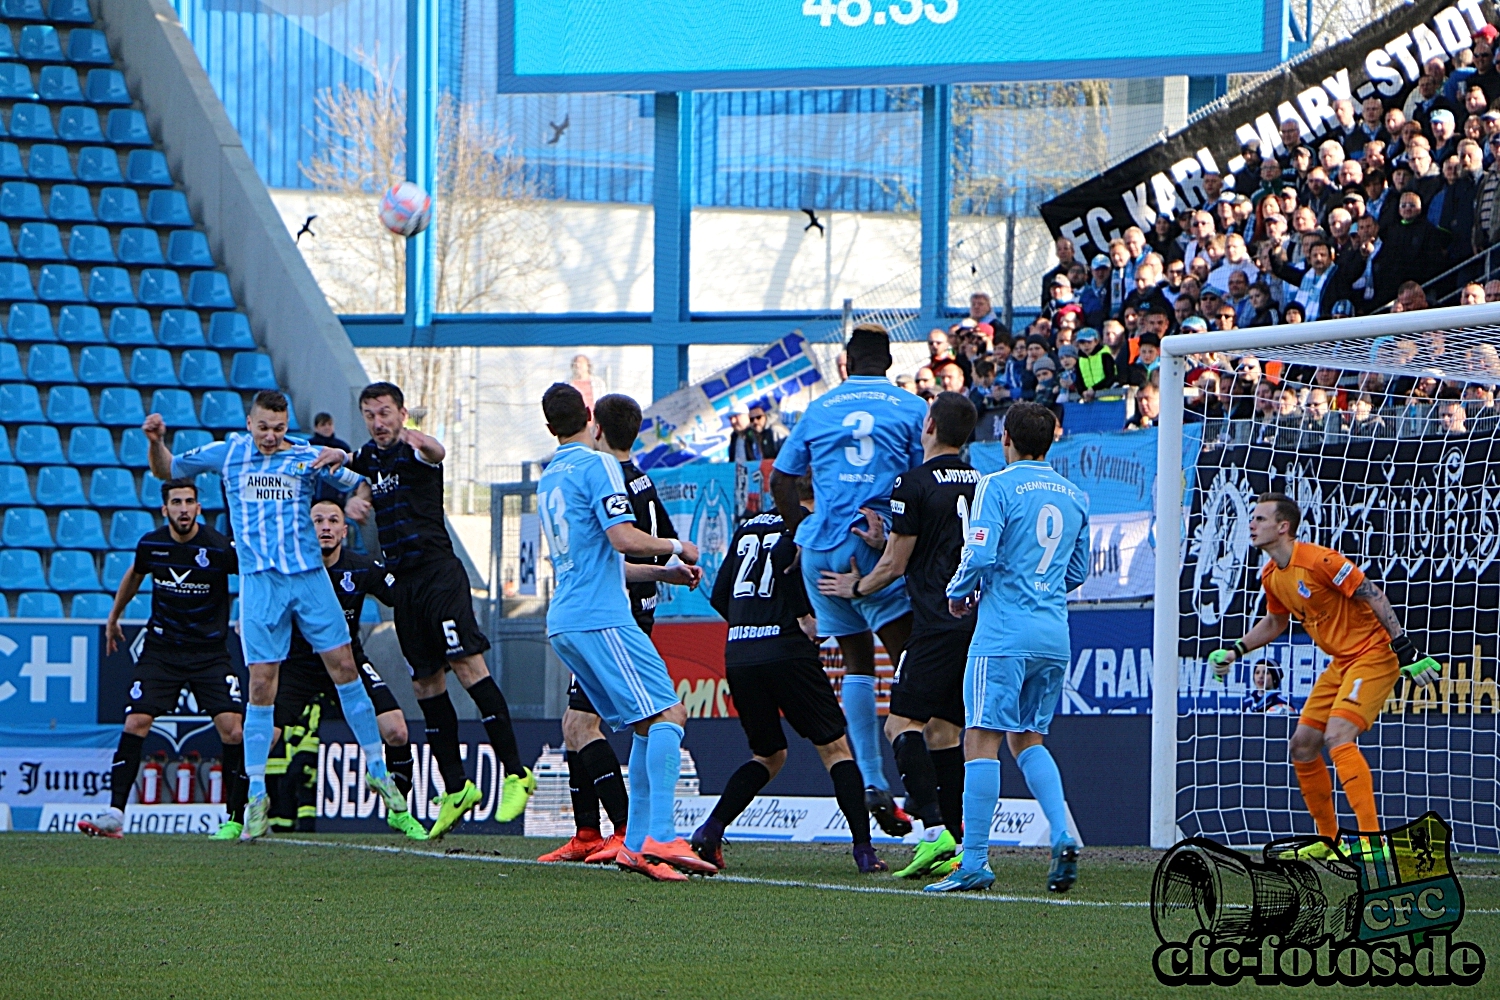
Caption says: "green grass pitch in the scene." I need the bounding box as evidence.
[1,833,1497,999]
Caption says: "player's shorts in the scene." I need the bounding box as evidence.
[240,568,351,665]
[390,556,491,679]
[550,626,678,731]
[889,628,972,727]
[274,657,401,729]
[567,617,653,714]
[964,654,1069,734]
[800,531,911,638]
[726,655,846,758]
[123,640,244,719]
[1299,648,1401,732]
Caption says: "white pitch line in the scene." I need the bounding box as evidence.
[268,837,1149,908]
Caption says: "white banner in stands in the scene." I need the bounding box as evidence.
[38,803,227,834]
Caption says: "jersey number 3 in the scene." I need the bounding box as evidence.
[732,532,781,598]
[842,411,874,467]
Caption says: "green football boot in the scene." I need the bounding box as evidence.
[387,809,428,841]
[209,820,243,841]
[496,767,537,823]
[428,780,483,840]
[240,793,270,841]
[893,829,958,879]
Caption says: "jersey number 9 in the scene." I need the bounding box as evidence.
[1034,503,1064,574]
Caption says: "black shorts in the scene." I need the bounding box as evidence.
[390,556,491,679]
[274,657,401,729]
[566,617,653,715]
[888,628,970,727]
[726,655,846,758]
[123,641,244,719]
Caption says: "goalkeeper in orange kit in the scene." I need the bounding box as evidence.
[1207,493,1441,840]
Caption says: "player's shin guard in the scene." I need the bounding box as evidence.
[221,741,247,823]
[960,758,999,872]
[1015,745,1071,849]
[567,750,601,833]
[418,693,468,791]
[386,743,414,800]
[930,745,965,842]
[893,731,943,831]
[578,738,628,828]
[334,679,387,781]
[109,731,144,812]
[711,760,770,828]
[1293,758,1339,839]
[647,722,684,843]
[243,703,274,799]
[1329,742,1379,832]
[841,675,887,791]
[830,759,872,845]
[465,676,525,777]
[624,734,649,851]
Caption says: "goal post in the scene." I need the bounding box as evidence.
[1151,302,1500,851]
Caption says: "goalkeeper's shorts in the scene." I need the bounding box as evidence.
[1299,649,1400,732]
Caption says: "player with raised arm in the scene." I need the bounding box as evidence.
[350,383,534,839]
[770,324,928,836]
[144,390,412,841]
[1206,493,1441,844]
[537,383,716,881]
[927,403,1089,894]
[818,391,979,879]
[80,478,247,839]
[693,473,887,874]
[272,497,427,840]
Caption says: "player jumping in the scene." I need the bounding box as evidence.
[770,324,927,836]
[144,391,411,841]
[81,478,246,839]
[1207,493,1441,842]
[928,403,1088,894]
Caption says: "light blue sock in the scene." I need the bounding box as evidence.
[624,734,649,851]
[1017,744,1072,849]
[647,721,684,842]
[961,758,1000,872]
[841,675,887,791]
[243,703,273,799]
[335,679,387,781]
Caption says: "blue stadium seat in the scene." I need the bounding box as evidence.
[166,230,212,267]
[105,108,148,144]
[89,265,134,304]
[0,224,14,261]
[157,309,202,347]
[145,189,190,227]
[122,592,149,617]
[96,385,142,426]
[75,146,120,184]
[8,303,51,340]
[128,346,174,386]
[206,311,253,350]
[18,220,65,259]
[88,466,137,507]
[0,262,35,300]
[17,25,62,62]
[199,389,244,429]
[76,344,121,383]
[186,270,233,309]
[0,463,31,503]
[195,472,223,509]
[0,143,22,179]
[0,28,15,60]
[35,463,84,503]
[125,149,170,186]
[137,267,181,306]
[66,424,114,464]
[212,513,224,532]
[18,591,64,617]
[57,303,101,342]
[25,143,70,181]
[67,29,111,65]
[138,469,162,506]
[0,381,44,419]
[36,64,80,102]
[117,425,147,465]
[26,341,73,381]
[45,384,93,423]
[55,507,104,548]
[7,102,53,138]
[0,181,44,219]
[149,388,197,427]
[360,599,380,624]
[115,226,160,265]
[49,549,98,589]
[108,510,155,549]
[68,224,112,262]
[0,342,19,380]
[107,306,151,344]
[85,68,128,105]
[48,184,94,221]
[171,428,210,452]
[2,507,51,546]
[101,550,134,589]
[0,62,36,100]
[0,428,10,463]
[0,593,8,616]
[69,592,112,618]
[178,349,224,388]
[14,422,62,462]
[37,263,84,301]
[228,352,276,391]
[57,105,101,143]
[227,573,238,594]
[48,0,94,25]
[2,0,45,21]
[96,186,141,224]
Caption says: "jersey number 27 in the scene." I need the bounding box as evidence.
[732,532,781,598]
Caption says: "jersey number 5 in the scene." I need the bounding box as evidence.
[732,532,781,598]
[1034,503,1064,574]
[842,411,874,467]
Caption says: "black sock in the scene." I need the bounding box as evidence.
[418,693,468,791]
[567,750,601,833]
[711,760,771,827]
[109,732,145,811]
[221,741,247,823]
[386,743,414,800]
[577,738,628,828]
[830,759,871,846]
[893,731,943,829]
[465,676,525,777]
[930,745,966,842]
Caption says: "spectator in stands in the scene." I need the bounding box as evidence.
[309,412,351,453]
[1185,369,1226,422]
[1073,327,1118,401]
[1209,234,1260,289]
[1301,166,1334,222]
[1233,140,1264,194]
[1364,166,1390,220]
[1437,398,1470,435]
[1341,189,1367,221]
[969,359,997,412]
[1246,282,1279,326]
[1336,157,1364,191]
[993,333,1026,403]
[1122,258,1172,316]
[1407,60,1459,127]
[1363,141,1387,172]
[1248,380,1280,440]
[1225,355,1261,419]
[1106,238,1133,315]
[1055,345,1081,404]
[914,366,936,398]
[1124,226,1150,276]
[1043,272,1078,324]
[969,292,997,325]
[895,374,916,393]
[1183,210,1215,265]
[1268,385,1304,447]
[1241,662,1290,715]
[1199,287,1226,324]
[1222,270,1255,327]
[1440,141,1485,262]
[1302,388,1340,441]
[1277,119,1305,169]
[934,361,966,395]
[1345,393,1387,437]
[1212,301,1239,332]
[1392,280,1430,312]
[1385,191,1448,285]
[1270,238,1339,321]
[1031,356,1060,411]
[1127,332,1161,388]
[1148,213,1180,261]
[1430,109,1459,164]
[1473,136,1500,248]
[1326,207,1356,257]
[1078,254,1112,329]
[1041,237,1076,307]
[926,327,971,386]
[1174,292,1199,327]
[728,403,785,461]
[1462,281,1487,304]
[1126,383,1159,430]
[1408,140,1444,206]
[1317,139,1345,175]
[1347,213,1394,314]
[1349,96,1389,157]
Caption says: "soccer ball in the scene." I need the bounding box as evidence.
[378,182,432,237]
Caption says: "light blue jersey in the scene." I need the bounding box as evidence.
[536,441,637,637]
[772,375,926,551]
[947,460,1090,660]
[171,434,363,576]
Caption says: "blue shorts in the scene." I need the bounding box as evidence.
[550,626,679,731]
[240,568,352,666]
[964,655,1068,734]
[801,531,911,638]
